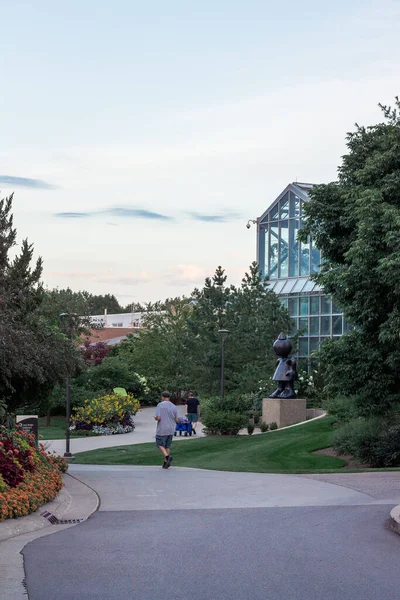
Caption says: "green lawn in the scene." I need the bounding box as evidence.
[73,416,347,473]
[39,416,67,440]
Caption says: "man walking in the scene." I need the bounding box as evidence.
[154,391,179,469]
[185,392,200,435]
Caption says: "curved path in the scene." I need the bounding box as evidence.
[22,466,400,600]
[48,406,205,455]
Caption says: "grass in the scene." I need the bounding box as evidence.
[73,416,348,473]
[39,416,67,440]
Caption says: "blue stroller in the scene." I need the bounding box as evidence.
[174,418,193,436]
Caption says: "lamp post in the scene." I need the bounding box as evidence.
[218,329,230,400]
[59,313,72,458]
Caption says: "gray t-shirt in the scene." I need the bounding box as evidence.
[155,401,178,436]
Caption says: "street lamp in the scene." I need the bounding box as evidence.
[218,329,230,400]
[59,313,72,458]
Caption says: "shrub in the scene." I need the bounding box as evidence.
[269,422,278,430]
[253,411,261,425]
[247,422,255,435]
[260,422,269,433]
[70,392,140,434]
[202,410,248,435]
[324,396,358,423]
[334,416,400,467]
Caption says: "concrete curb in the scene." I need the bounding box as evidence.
[0,472,99,600]
[389,505,400,535]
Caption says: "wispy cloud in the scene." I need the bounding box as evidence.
[53,206,172,221]
[187,211,241,223]
[0,175,55,189]
[47,270,152,285]
[55,212,90,218]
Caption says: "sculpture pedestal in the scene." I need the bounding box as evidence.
[262,398,307,429]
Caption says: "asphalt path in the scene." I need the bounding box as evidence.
[23,467,400,600]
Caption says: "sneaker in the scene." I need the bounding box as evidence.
[192,428,196,435]
[162,460,167,469]
[165,456,173,469]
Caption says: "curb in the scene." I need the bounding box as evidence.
[389,505,400,535]
[0,472,99,600]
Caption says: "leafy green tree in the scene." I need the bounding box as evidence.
[115,300,193,399]
[300,98,400,413]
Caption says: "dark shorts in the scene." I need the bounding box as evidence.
[156,435,173,449]
[187,413,198,423]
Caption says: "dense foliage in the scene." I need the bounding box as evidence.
[0,195,82,417]
[300,99,400,412]
[299,99,400,466]
[113,263,291,401]
[0,426,67,521]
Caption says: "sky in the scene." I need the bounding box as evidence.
[1,0,400,305]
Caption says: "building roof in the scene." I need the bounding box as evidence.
[258,182,314,223]
[84,327,142,344]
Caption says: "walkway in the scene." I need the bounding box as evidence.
[48,406,205,455]
[22,467,400,600]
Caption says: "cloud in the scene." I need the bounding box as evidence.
[53,206,172,221]
[187,211,241,223]
[0,175,55,189]
[103,207,172,220]
[55,212,90,218]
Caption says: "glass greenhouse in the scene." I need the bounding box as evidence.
[257,182,349,360]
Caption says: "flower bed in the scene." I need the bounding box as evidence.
[70,393,140,436]
[0,426,67,522]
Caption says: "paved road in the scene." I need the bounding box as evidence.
[23,467,400,600]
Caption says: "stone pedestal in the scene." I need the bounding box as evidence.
[262,398,307,429]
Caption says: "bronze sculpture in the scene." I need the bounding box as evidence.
[269,332,298,399]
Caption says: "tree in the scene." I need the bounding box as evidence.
[299,98,400,413]
[187,264,291,395]
[0,195,82,415]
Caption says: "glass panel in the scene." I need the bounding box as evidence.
[332,315,343,335]
[269,221,279,278]
[279,220,289,278]
[270,204,279,220]
[302,278,315,292]
[281,279,297,293]
[299,317,308,334]
[310,316,319,335]
[298,338,308,356]
[310,296,320,315]
[289,192,301,218]
[299,297,308,316]
[343,318,351,333]
[290,318,299,335]
[288,297,298,316]
[332,299,341,314]
[321,296,332,314]
[280,297,288,309]
[300,232,310,276]
[292,277,307,293]
[289,219,299,277]
[272,279,287,294]
[310,242,321,274]
[279,193,290,219]
[309,338,320,354]
[321,316,331,336]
